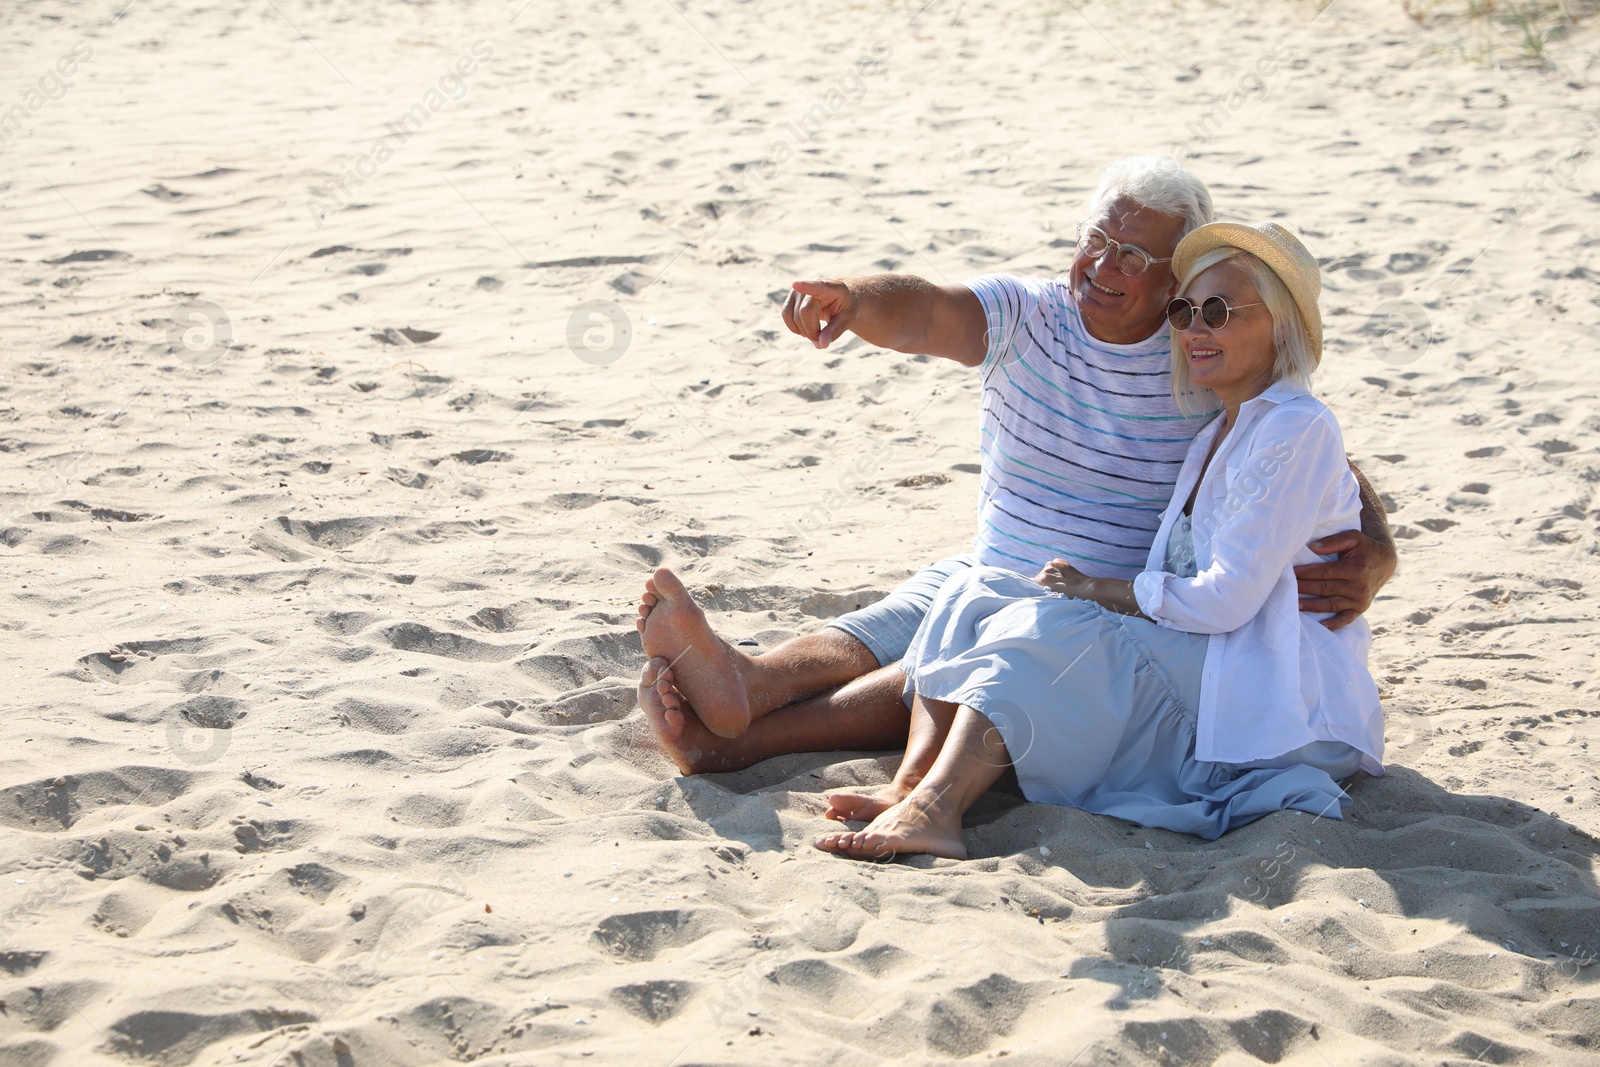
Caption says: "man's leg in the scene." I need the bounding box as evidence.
[711,626,880,717]
[637,569,881,739]
[637,556,975,742]
[639,657,910,775]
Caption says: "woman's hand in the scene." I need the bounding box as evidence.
[1036,560,1149,619]
[1035,559,1092,597]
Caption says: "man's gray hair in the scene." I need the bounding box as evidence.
[1087,156,1213,238]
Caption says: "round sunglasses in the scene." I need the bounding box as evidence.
[1166,295,1264,332]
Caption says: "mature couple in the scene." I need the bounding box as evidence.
[635,156,1394,858]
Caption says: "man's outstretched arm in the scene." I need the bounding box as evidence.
[781,274,989,366]
[1294,462,1399,631]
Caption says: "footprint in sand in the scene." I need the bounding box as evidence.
[0,767,197,832]
[590,908,729,962]
[610,979,695,1024]
[760,958,869,1015]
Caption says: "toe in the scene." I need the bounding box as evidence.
[845,833,890,861]
[662,707,685,739]
[650,566,690,600]
[823,792,872,820]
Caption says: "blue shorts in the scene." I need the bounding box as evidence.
[828,554,978,667]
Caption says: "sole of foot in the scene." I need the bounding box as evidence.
[639,567,753,739]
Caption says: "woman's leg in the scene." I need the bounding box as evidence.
[823,686,960,822]
[825,572,1048,822]
[815,700,1013,861]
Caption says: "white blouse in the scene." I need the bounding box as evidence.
[1132,379,1385,773]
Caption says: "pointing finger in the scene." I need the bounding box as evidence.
[791,278,847,302]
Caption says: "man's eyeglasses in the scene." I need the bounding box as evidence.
[1076,223,1173,277]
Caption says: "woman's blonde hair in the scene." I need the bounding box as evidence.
[1170,247,1318,416]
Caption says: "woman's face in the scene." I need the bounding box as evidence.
[1175,260,1278,403]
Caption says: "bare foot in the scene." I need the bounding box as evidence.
[638,658,757,776]
[823,784,909,824]
[638,657,697,775]
[813,788,968,861]
[639,567,753,739]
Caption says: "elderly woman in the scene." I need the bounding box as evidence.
[816,222,1385,857]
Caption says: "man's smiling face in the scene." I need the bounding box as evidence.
[1069,197,1185,346]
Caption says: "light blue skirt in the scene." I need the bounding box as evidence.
[903,568,1359,841]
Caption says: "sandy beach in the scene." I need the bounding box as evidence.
[2,0,1600,1062]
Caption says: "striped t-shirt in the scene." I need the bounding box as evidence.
[966,274,1217,580]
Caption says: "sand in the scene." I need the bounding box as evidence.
[2,0,1599,1062]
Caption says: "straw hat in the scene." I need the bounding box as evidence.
[1171,221,1322,361]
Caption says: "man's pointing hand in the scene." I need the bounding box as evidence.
[783,279,857,349]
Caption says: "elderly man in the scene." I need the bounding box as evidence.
[635,157,1396,795]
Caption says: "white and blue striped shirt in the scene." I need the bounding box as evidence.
[967,274,1217,580]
